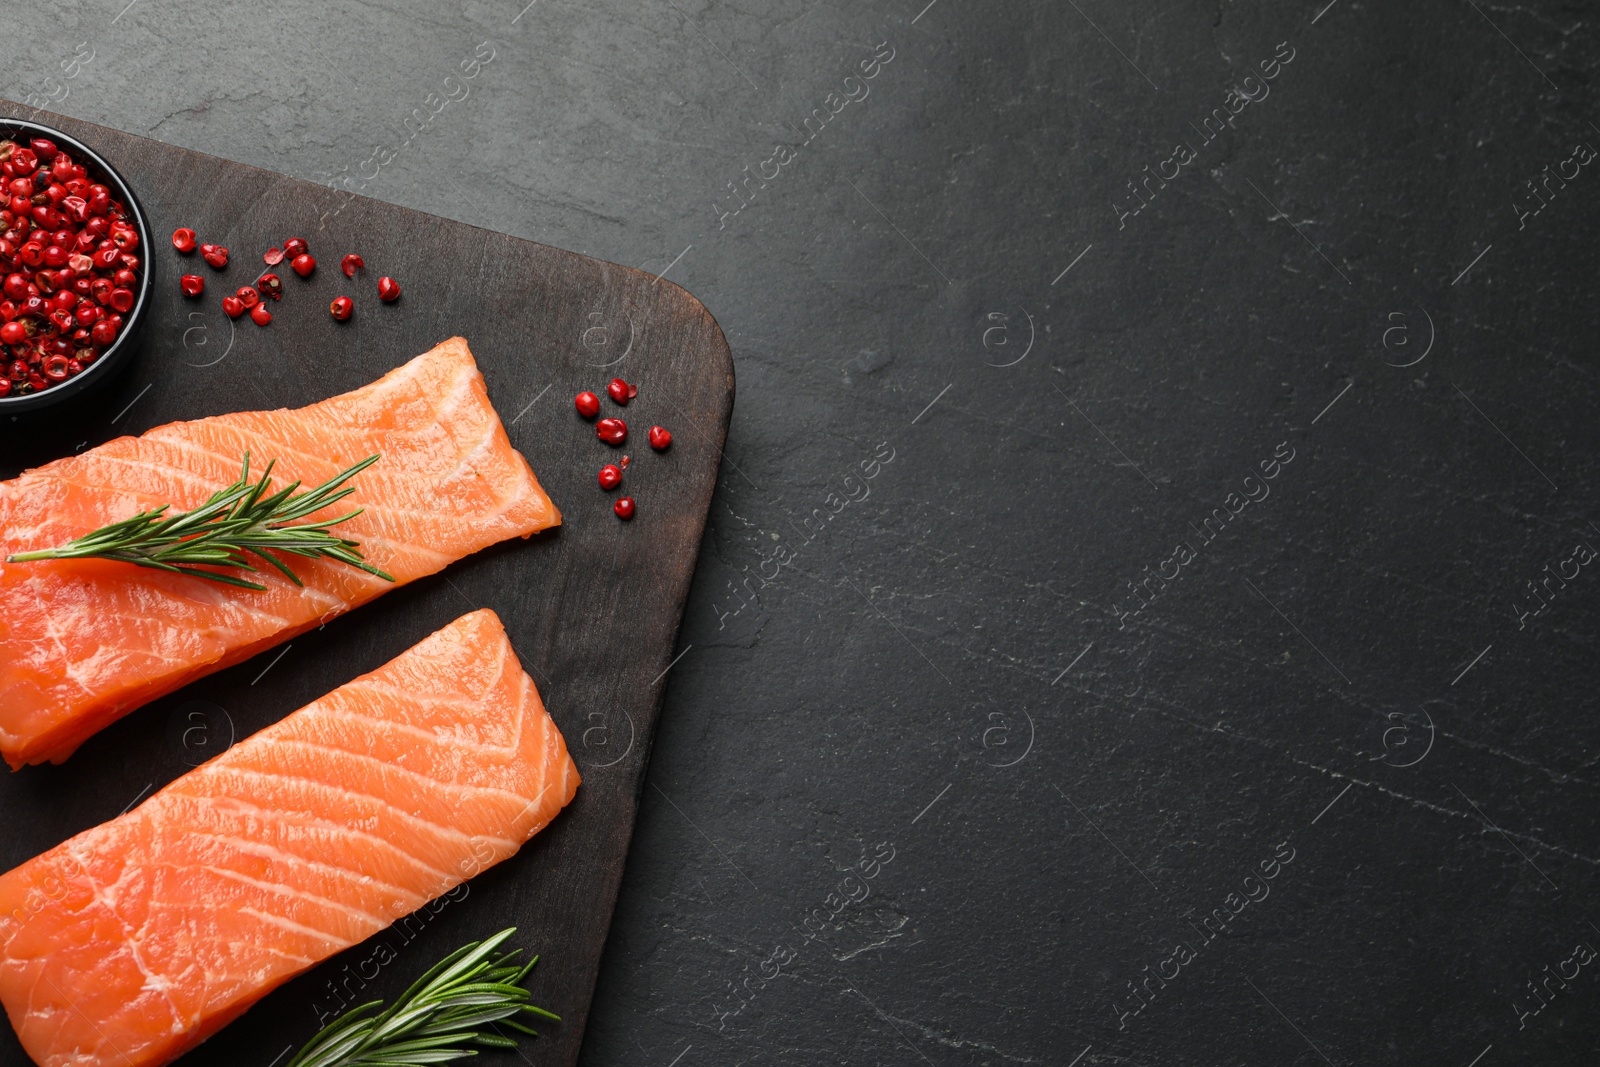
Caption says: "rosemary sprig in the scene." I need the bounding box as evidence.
[5,452,396,591]
[285,928,559,1067]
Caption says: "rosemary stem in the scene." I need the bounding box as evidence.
[5,549,72,563]
[3,453,394,588]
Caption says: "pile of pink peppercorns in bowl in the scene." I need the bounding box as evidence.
[0,120,153,414]
[174,229,399,326]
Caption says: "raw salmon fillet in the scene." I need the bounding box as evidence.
[0,608,579,1067]
[0,337,559,768]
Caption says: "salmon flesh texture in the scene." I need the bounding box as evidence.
[0,608,580,1067]
[0,337,560,768]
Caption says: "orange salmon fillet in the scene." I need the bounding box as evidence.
[0,337,559,769]
[0,608,580,1067]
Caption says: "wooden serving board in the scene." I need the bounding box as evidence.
[0,104,732,1067]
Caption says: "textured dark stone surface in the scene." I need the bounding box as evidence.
[4,1,1598,1065]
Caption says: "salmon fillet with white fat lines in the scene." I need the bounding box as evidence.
[0,608,580,1067]
[0,337,559,768]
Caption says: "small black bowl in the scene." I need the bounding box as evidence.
[0,118,153,417]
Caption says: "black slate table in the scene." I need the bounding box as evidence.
[2,2,1598,1065]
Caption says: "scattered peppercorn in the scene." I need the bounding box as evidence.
[606,377,637,405]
